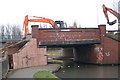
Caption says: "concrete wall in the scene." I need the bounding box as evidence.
[0,60,2,80]
[0,53,9,79]
[13,38,47,69]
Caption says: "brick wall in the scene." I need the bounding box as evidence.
[31,25,119,64]
[73,25,120,64]
[98,25,120,64]
[103,37,120,64]
[32,25,100,47]
[13,38,47,69]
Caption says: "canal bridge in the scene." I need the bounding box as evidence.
[32,25,101,47]
[3,25,120,69]
[31,24,119,64]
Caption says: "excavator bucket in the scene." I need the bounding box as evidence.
[108,20,117,25]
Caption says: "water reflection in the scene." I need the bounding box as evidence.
[55,60,119,78]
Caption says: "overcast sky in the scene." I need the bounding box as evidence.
[0,0,119,30]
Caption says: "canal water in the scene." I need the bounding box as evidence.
[47,48,119,79]
[55,60,119,78]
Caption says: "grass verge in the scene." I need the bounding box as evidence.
[33,70,61,80]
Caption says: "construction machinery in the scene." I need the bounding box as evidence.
[22,15,67,37]
[102,4,120,25]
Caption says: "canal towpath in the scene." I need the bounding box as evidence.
[6,64,60,78]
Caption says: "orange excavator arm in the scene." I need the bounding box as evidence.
[22,15,56,37]
[102,4,120,25]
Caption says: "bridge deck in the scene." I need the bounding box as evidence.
[39,39,100,47]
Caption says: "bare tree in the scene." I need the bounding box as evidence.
[111,1,120,30]
[79,24,81,28]
[5,24,12,39]
[39,23,42,28]
[112,1,118,12]
[73,21,77,28]
[118,1,120,14]
[0,24,22,40]
[0,25,5,39]
[11,25,22,39]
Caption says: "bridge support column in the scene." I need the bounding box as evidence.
[73,47,79,61]
[31,25,39,47]
[31,25,39,38]
[98,25,106,45]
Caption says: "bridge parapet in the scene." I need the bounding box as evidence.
[39,28,100,41]
[31,25,107,47]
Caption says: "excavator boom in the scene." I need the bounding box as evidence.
[106,8,120,19]
[22,15,67,37]
[102,4,120,25]
[22,15,56,37]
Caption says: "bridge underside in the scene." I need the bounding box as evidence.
[39,39,100,47]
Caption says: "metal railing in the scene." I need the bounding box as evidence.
[0,35,22,40]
